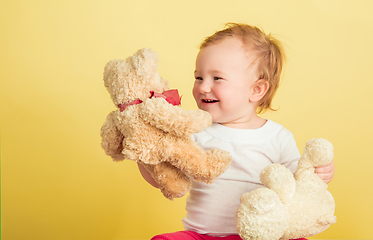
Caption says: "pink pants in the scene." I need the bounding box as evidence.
[151,231,308,240]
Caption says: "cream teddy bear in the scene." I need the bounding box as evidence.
[236,138,336,240]
[100,48,232,200]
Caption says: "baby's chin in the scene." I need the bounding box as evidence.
[210,115,223,124]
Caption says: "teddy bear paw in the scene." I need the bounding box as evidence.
[192,149,232,183]
[317,214,337,225]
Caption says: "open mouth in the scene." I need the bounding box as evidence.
[202,99,219,103]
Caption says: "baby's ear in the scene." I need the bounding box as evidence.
[249,79,269,102]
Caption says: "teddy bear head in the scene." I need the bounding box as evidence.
[103,48,170,107]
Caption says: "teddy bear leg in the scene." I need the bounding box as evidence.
[236,189,287,240]
[143,162,191,200]
[166,139,232,184]
[195,148,232,183]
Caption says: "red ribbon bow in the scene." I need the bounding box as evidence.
[118,89,181,111]
[149,89,181,106]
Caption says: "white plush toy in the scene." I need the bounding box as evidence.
[236,138,336,240]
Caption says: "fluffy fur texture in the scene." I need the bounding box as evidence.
[236,138,336,240]
[100,48,232,200]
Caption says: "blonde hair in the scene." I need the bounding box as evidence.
[200,23,286,114]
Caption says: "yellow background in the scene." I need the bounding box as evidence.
[1,0,373,239]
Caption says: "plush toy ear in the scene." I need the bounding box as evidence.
[131,48,159,77]
[103,60,120,88]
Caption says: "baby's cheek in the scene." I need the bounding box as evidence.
[192,89,199,103]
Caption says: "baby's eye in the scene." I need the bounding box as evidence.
[195,77,203,81]
[214,77,223,80]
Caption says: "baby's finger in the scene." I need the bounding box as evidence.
[315,165,332,173]
[316,172,333,184]
[315,161,335,173]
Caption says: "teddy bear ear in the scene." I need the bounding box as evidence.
[103,60,120,88]
[131,48,159,77]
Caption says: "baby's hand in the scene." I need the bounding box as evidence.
[315,160,335,184]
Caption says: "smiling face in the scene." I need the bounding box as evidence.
[193,37,264,128]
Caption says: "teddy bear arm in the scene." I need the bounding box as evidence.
[100,111,125,161]
[260,164,296,204]
[168,108,212,136]
[140,98,212,137]
[317,214,337,225]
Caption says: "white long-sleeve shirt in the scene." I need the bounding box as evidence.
[183,120,300,236]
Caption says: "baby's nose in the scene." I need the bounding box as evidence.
[199,81,211,93]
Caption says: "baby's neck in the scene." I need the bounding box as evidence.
[218,115,267,129]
